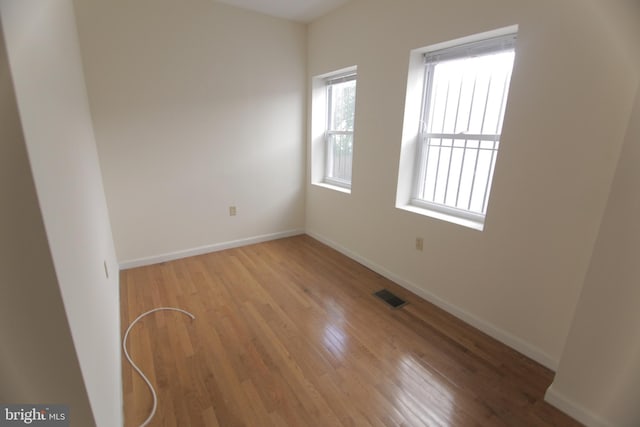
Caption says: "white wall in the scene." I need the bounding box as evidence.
[547,86,640,427]
[546,2,640,424]
[306,0,637,368]
[73,0,307,265]
[0,19,94,427]
[0,1,122,426]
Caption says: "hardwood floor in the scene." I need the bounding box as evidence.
[120,235,582,427]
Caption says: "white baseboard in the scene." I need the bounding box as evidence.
[119,229,305,270]
[306,230,558,371]
[545,385,611,427]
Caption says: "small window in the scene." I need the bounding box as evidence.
[324,73,357,188]
[409,33,516,226]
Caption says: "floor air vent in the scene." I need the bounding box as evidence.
[373,289,407,309]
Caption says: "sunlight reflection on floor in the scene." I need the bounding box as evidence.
[322,300,348,360]
[394,354,456,426]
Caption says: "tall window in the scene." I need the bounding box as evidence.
[413,34,516,223]
[325,73,357,188]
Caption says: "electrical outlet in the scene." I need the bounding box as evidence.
[229,206,237,216]
[415,237,424,251]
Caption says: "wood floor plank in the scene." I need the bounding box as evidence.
[120,235,582,427]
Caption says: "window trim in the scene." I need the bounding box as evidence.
[423,34,516,64]
[324,71,357,190]
[414,34,515,220]
[310,65,358,194]
[394,25,519,231]
[410,197,485,223]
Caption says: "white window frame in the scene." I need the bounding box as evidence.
[324,72,357,189]
[396,29,517,230]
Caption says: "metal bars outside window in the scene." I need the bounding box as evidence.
[413,37,515,222]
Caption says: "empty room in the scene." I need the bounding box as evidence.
[1,0,639,426]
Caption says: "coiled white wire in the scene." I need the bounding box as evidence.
[122,307,196,427]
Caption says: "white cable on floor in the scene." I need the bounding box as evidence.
[122,307,196,427]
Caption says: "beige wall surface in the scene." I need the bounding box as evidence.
[306,0,637,369]
[0,1,122,425]
[547,1,640,418]
[548,86,640,427]
[547,2,640,424]
[74,0,307,264]
[0,18,95,427]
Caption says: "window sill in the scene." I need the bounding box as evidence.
[312,181,351,194]
[396,203,484,231]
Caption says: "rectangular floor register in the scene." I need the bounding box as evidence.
[373,289,407,309]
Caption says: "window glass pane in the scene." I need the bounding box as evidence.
[417,43,515,219]
[445,140,465,206]
[470,148,494,212]
[329,80,356,132]
[456,142,477,210]
[428,51,513,137]
[433,140,452,204]
[327,133,353,182]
